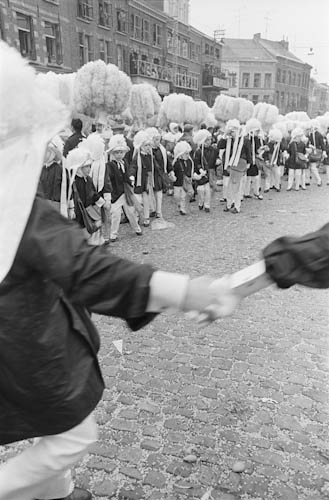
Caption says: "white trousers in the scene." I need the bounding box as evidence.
[197,183,211,209]
[222,175,230,199]
[0,414,97,500]
[244,175,260,196]
[110,194,141,238]
[135,192,150,222]
[101,204,111,241]
[153,190,163,217]
[227,174,244,211]
[306,163,321,184]
[173,186,187,213]
[264,166,281,190]
[287,169,305,189]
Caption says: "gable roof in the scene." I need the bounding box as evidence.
[258,38,304,64]
[222,38,276,63]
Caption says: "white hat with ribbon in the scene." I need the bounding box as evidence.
[0,42,69,283]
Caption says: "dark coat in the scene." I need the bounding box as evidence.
[0,197,156,445]
[173,158,193,187]
[38,162,63,202]
[308,130,325,150]
[63,132,84,158]
[108,159,132,203]
[131,153,152,195]
[194,145,218,171]
[287,140,307,170]
[73,175,102,228]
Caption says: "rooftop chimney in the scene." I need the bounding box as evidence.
[253,33,261,41]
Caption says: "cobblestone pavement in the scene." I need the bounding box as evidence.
[1,174,329,499]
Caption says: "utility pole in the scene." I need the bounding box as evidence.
[264,13,271,39]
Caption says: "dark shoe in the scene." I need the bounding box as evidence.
[136,231,142,236]
[198,205,204,210]
[110,237,117,243]
[156,213,162,218]
[189,197,196,203]
[143,220,150,227]
[317,181,322,187]
[223,207,230,212]
[301,187,307,190]
[205,207,210,212]
[254,194,263,200]
[274,187,281,192]
[244,195,252,199]
[231,207,240,214]
[149,211,156,218]
[219,198,227,202]
[264,189,269,193]
[286,188,292,191]
[306,183,311,186]
[103,240,110,246]
[37,486,92,500]
[179,210,186,215]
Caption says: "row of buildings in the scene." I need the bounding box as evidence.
[1,0,328,116]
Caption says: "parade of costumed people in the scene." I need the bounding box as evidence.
[1,11,329,497]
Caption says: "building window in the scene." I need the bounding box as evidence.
[181,38,188,58]
[281,70,286,84]
[252,95,259,104]
[79,32,85,66]
[16,12,36,59]
[132,14,141,40]
[264,73,272,88]
[196,44,201,61]
[241,94,248,99]
[190,42,196,60]
[263,95,270,103]
[242,72,250,88]
[228,72,237,88]
[142,19,149,43]
[44,21,62,64]
[116,9,127,33]
[210,45,214,56]
[99,0,112,27]
[85,34,93,61]
[276,68,281,83]
[153,24,161,47]
[292,73,296,85]
[99,38,111,63]
[297,74,301,87]
[253,73,261,88]
[288,71,291,85]
[215,47,220,59]
[77,0,93,19]
[205,43,209,55]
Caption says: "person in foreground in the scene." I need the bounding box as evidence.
[0,43,235,500]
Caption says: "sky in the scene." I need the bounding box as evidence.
[189,0,329,84]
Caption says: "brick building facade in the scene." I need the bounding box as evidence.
[0,0,227,103]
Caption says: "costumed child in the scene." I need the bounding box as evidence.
[38,135,64,211]
[218,119,240,204]
[223,121,251,214]
[66,143,106,246]
[130,130,154,227]
[172,140,194,215]
[162,131,177,196]
[263,128,283,192]
[243,118,264,200]
[147,127,170,219]
[193,128,219,192]
[192,129,212,212]
[286,127,308,191]
[107,134,142,242]
[305,120,324,187]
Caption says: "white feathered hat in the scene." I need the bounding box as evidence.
[162,132,180,143]
[0,41,69,283]
[245,118,262,134]
[108,134,129,152]
[173,141,192,163]
[291,127,304,140]
[133,130,152,150]
[65,143,92,171]
[268,128,283,143]
[169,122,179,133]
[225,119,241,133]
[192,129,212,147]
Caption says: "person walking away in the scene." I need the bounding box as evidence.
[192,129,212,212]
[306,120,325,187]
[107,134,142,242]
[243,119,264,200]
[286,128,308,191]
[172,141,194,215]
[63,118,85,158]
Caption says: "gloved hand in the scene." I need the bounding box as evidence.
[182,276,240,326]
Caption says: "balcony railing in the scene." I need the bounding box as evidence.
[130,59,172,81]
[174,72,199,90]
[202,74,227,88]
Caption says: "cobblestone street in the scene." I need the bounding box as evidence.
[2,176,329,500]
